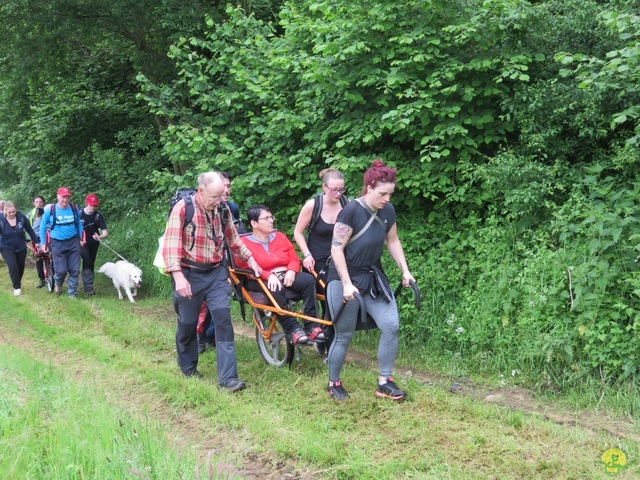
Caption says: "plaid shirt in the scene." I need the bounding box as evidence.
[162,193,252,274]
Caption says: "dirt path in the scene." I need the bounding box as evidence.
[230,323,639,443]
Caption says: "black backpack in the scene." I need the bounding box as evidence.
[308,193,349,233]
[49,203,80,231]
[168,188,230,250]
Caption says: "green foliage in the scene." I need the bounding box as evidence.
[3,0,640,389]
[499,0,629,164]
[552,165,640,382]
[400,159,640,385]
[140,0,542,217]
[556,9,640,146]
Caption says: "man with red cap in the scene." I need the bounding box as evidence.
[80,193,108,296]
[39,187,84,298]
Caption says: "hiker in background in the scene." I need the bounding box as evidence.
[40,187,84,299]
[27,195,46,287]
[325,159,415,401]
[220,172,246,234]
[80,193,108,297]
[0,201,39,295]
[162,171,261,390]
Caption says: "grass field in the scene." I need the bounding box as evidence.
[0,263,638,479]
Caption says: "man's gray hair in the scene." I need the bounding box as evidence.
[198,171,223,188]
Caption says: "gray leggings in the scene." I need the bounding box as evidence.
[326,280,400,382]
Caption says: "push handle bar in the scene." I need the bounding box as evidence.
[394,280,421,310]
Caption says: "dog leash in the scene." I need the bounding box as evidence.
[97,238,129,263]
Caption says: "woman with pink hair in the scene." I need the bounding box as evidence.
[325,159,415,401]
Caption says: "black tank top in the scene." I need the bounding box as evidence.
[307,216,334,268]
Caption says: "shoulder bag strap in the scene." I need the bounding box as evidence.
[347,199,386,246]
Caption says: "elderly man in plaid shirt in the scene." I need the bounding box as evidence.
[163,171,261,391]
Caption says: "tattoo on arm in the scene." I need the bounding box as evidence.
[332,222,352,247]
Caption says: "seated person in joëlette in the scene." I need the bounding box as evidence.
[235,204,325,345]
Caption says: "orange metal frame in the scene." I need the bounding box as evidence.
[227,266,332,342]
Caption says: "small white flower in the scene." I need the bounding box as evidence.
[511,369,521,377]
[540,294,547,302]
[528,301,535,308]
[456,327,464,334]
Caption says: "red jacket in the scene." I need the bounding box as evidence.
[236,231,300,281]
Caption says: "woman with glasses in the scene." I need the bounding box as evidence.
[238,204,323,344]
[294,168,347,282]
[325,159,415,401]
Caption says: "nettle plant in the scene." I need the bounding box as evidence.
[552,165,640,382]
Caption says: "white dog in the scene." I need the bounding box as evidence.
[98,260,142,303]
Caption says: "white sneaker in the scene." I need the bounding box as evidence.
[13,289,21,296]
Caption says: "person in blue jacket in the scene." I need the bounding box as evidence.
[40,187,84,299]
[0,201,39,296]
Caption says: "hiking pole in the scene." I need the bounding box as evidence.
[96,238,129,263]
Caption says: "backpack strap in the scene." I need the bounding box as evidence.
[308,193,349,234]
[308,193,323,233]
[49,203,79,232]
[49,204,56,230]
[182,195,196,250]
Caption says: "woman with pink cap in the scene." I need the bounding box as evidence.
[80,193,108,296]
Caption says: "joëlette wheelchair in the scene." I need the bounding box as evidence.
[226,246,421,367]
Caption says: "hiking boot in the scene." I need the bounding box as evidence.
[85,288,95,297]
[184,370,203,379]
[327,381,349,400]
[54,284,62,296]
[205,336,216,350]
[375,378,407,401]
[197,334,207,354]
[220,379,246,392]
[13,289,21,296]
[37,279,46,288]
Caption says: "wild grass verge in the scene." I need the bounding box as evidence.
[0,268,638,479]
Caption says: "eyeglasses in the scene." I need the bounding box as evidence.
[258,215,275,222]
[324,185,346,194]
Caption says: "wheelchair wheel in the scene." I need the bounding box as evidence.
[254,308,294,367]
